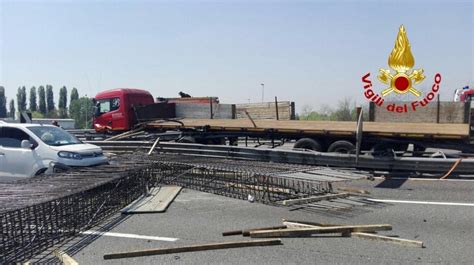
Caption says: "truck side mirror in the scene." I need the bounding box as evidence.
[93,105,101,117]
[21,140,32,149]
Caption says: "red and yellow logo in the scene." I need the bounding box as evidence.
[362,25,441,113]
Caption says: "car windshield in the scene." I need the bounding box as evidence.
[27,126,82,146]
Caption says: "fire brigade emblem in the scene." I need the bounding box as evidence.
[378,25,425,97]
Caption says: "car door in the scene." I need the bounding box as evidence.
[0,127,40,179]
[0,127,14,179]
[0,145,8,178]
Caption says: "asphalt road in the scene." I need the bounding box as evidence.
[35,178,474,264]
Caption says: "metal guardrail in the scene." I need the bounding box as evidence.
[88,140,474,175]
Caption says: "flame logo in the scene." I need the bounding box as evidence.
[378,25,425,97]
[388,25,414,72]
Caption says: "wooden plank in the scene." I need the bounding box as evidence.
[242,226,287,237]
[103,239,282,260]
[282,221,423,248]
[350,232,424,248]
[54,249,79,265]
[122,186,182,214]
[282,221,338,229]
[280,193,349,206]
[236,102,292,120]
[282,219,336,227]
[222,225,287,236]
[249,224,392,238]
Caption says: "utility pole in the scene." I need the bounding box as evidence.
[261,83,264,102]
[85,94,88,129]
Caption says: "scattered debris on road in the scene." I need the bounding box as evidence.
[103,239,282,260]
[222,225,288,237]
[224,219,423,248]
[283,220,424,248]
[249,224,393,237]
[122,185,182,214]
[53,249,79,265]
[279,192,350,206]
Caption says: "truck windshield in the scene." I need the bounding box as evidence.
[98,98,120,113]
[28,126,82,146]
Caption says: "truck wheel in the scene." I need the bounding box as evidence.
[327,140,355,154]
[293,138,323,152]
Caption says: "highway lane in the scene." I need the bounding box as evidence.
[33,179,474,264]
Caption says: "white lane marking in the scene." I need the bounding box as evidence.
[81,230,178,242]
[373,177,474,182]
[368,198,474,207]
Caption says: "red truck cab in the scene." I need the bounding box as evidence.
[460,90,474,102]
[93,88,154,132]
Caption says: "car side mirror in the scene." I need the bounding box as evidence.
[21,140,32,149]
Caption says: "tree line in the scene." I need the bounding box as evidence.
[0,85,93,128]
[297,98,369,121]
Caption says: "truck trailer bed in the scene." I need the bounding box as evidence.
[146,119,469,140]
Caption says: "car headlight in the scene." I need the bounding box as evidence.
[58,151,82,160]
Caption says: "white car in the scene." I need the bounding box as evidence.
[0,121,108,181]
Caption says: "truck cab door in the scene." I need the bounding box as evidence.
[96,97,124,130]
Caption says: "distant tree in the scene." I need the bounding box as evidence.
[331,98,356,121]
[298,99,364,122]
[299,105,332,121]
[70,87,79,103]
[29,86,37,112]
[38,86,46,114]
[16,86,27,113]
[9,99,15,119]
[31,111,44,119]
[0,86,6,118]
[58,86,68,118]
[69,88,79,118]
[69,97,94,129]
[46,85,55,116]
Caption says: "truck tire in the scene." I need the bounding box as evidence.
[293,138,323,152]
[327,140,355,154]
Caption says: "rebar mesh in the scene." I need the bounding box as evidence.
[0,153,352,263]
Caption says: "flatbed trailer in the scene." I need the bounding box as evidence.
[90,88,474,153]
[143,118,473,153]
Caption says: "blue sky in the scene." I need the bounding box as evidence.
[0,0,472,112]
